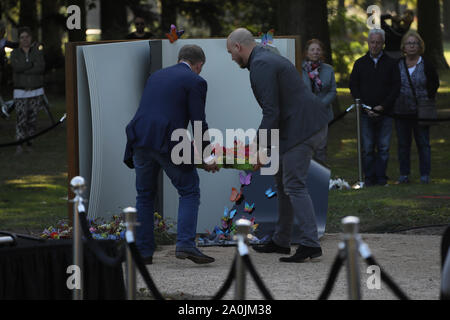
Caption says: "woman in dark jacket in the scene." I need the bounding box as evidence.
[394,30,439,184]
[10,26,45,154]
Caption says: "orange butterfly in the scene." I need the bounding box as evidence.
[230,187,243,203]
[166,24,184,43]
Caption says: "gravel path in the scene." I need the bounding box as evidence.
[133,233,444,300]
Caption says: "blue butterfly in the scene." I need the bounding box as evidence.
[265,187,276,198]
[244,202,255,213]
[259,29,274,46]
[224,206,237,219]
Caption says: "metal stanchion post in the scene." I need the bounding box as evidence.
[124,207,137,300]
[234,219,251,300]
[354,99,364,189]
[70,176,86,300]
[342,216,362,300]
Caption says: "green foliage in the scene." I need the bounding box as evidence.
[328,11,368,86]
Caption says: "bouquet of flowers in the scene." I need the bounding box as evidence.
[197,140,255,171]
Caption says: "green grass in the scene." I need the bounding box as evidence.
[0,95,68,233]
[326,88,450,233]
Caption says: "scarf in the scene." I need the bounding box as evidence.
[304,60,322,94]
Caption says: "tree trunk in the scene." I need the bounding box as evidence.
[277,0,332,64]
[67,0,87,42]
[417,0,449,69]
[443,0,450,41]
[19,0,39,39]
[100,0,128,40]
[42,0,64,70]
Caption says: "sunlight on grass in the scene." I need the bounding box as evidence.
[5,174,66,190]
[431,139,446,144]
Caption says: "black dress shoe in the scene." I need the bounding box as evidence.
[142,256,153,265]
[175,247,215,264]
[279,245,322,263]
[252,239,290,254]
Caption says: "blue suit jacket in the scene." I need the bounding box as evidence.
[124,63,209,168]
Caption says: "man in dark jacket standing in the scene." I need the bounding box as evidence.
[124,45,219,265]
[226,28,329,263]
[349,28,401,186]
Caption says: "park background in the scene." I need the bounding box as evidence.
[0,0,449,238]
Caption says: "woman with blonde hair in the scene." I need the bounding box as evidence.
[393,30,439,184]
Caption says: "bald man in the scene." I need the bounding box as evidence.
[226,28,329,263]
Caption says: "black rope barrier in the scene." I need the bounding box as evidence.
[241,254,274,300]
[0,113,66,148]
[360,105,450,123]
[78,210,126,267]
[212,256,237,300]
[317,251,345,300]
[364,256,410,300]
[126,239,166,300]
[327,103,450,130]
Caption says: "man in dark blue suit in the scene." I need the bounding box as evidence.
[124,45,219,265]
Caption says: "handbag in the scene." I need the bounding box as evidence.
[403,59,438,126]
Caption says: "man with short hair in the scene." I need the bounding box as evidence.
[226,28,329,263]
[349,29,401,186]
[126,16,153,40]
[124,44,219,265]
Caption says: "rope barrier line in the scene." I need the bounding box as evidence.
[0,113,66,148]
[317,250,345,300]
[241,254,274,300]
[78,210,126,267]
[359,105,450,122]
[212,256,237,300]
[328,103,450,129]
[125,238,165,300]
[364,256,410,300]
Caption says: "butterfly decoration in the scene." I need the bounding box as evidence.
[230,187,243,203]
[244,202,255,214]
[249,217,259,232]
[239,172,252,186]
[166,24,185,43]
[259,29,275,47]
[265,187,276,198]
[223,206,237,220]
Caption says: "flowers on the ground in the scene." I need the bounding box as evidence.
[40,213,175,242]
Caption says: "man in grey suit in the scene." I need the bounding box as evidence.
[226,28,329,262]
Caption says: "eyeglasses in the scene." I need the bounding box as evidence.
[405,42,419,47]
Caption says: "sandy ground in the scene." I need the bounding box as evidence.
[132,233,444,300]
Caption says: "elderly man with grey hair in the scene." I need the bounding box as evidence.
[226,28,330,263]
[349,28,400,187]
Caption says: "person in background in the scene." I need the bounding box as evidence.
[10,26,45,155]
[301,39,337,164]
[126,15,154,40]
[393,30,439,185]
[0,21,19,89]
[381,9,414,60]
[349,28,401,187]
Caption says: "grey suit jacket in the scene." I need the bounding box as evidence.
[247,46,329,154]
[302,61,337,122]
